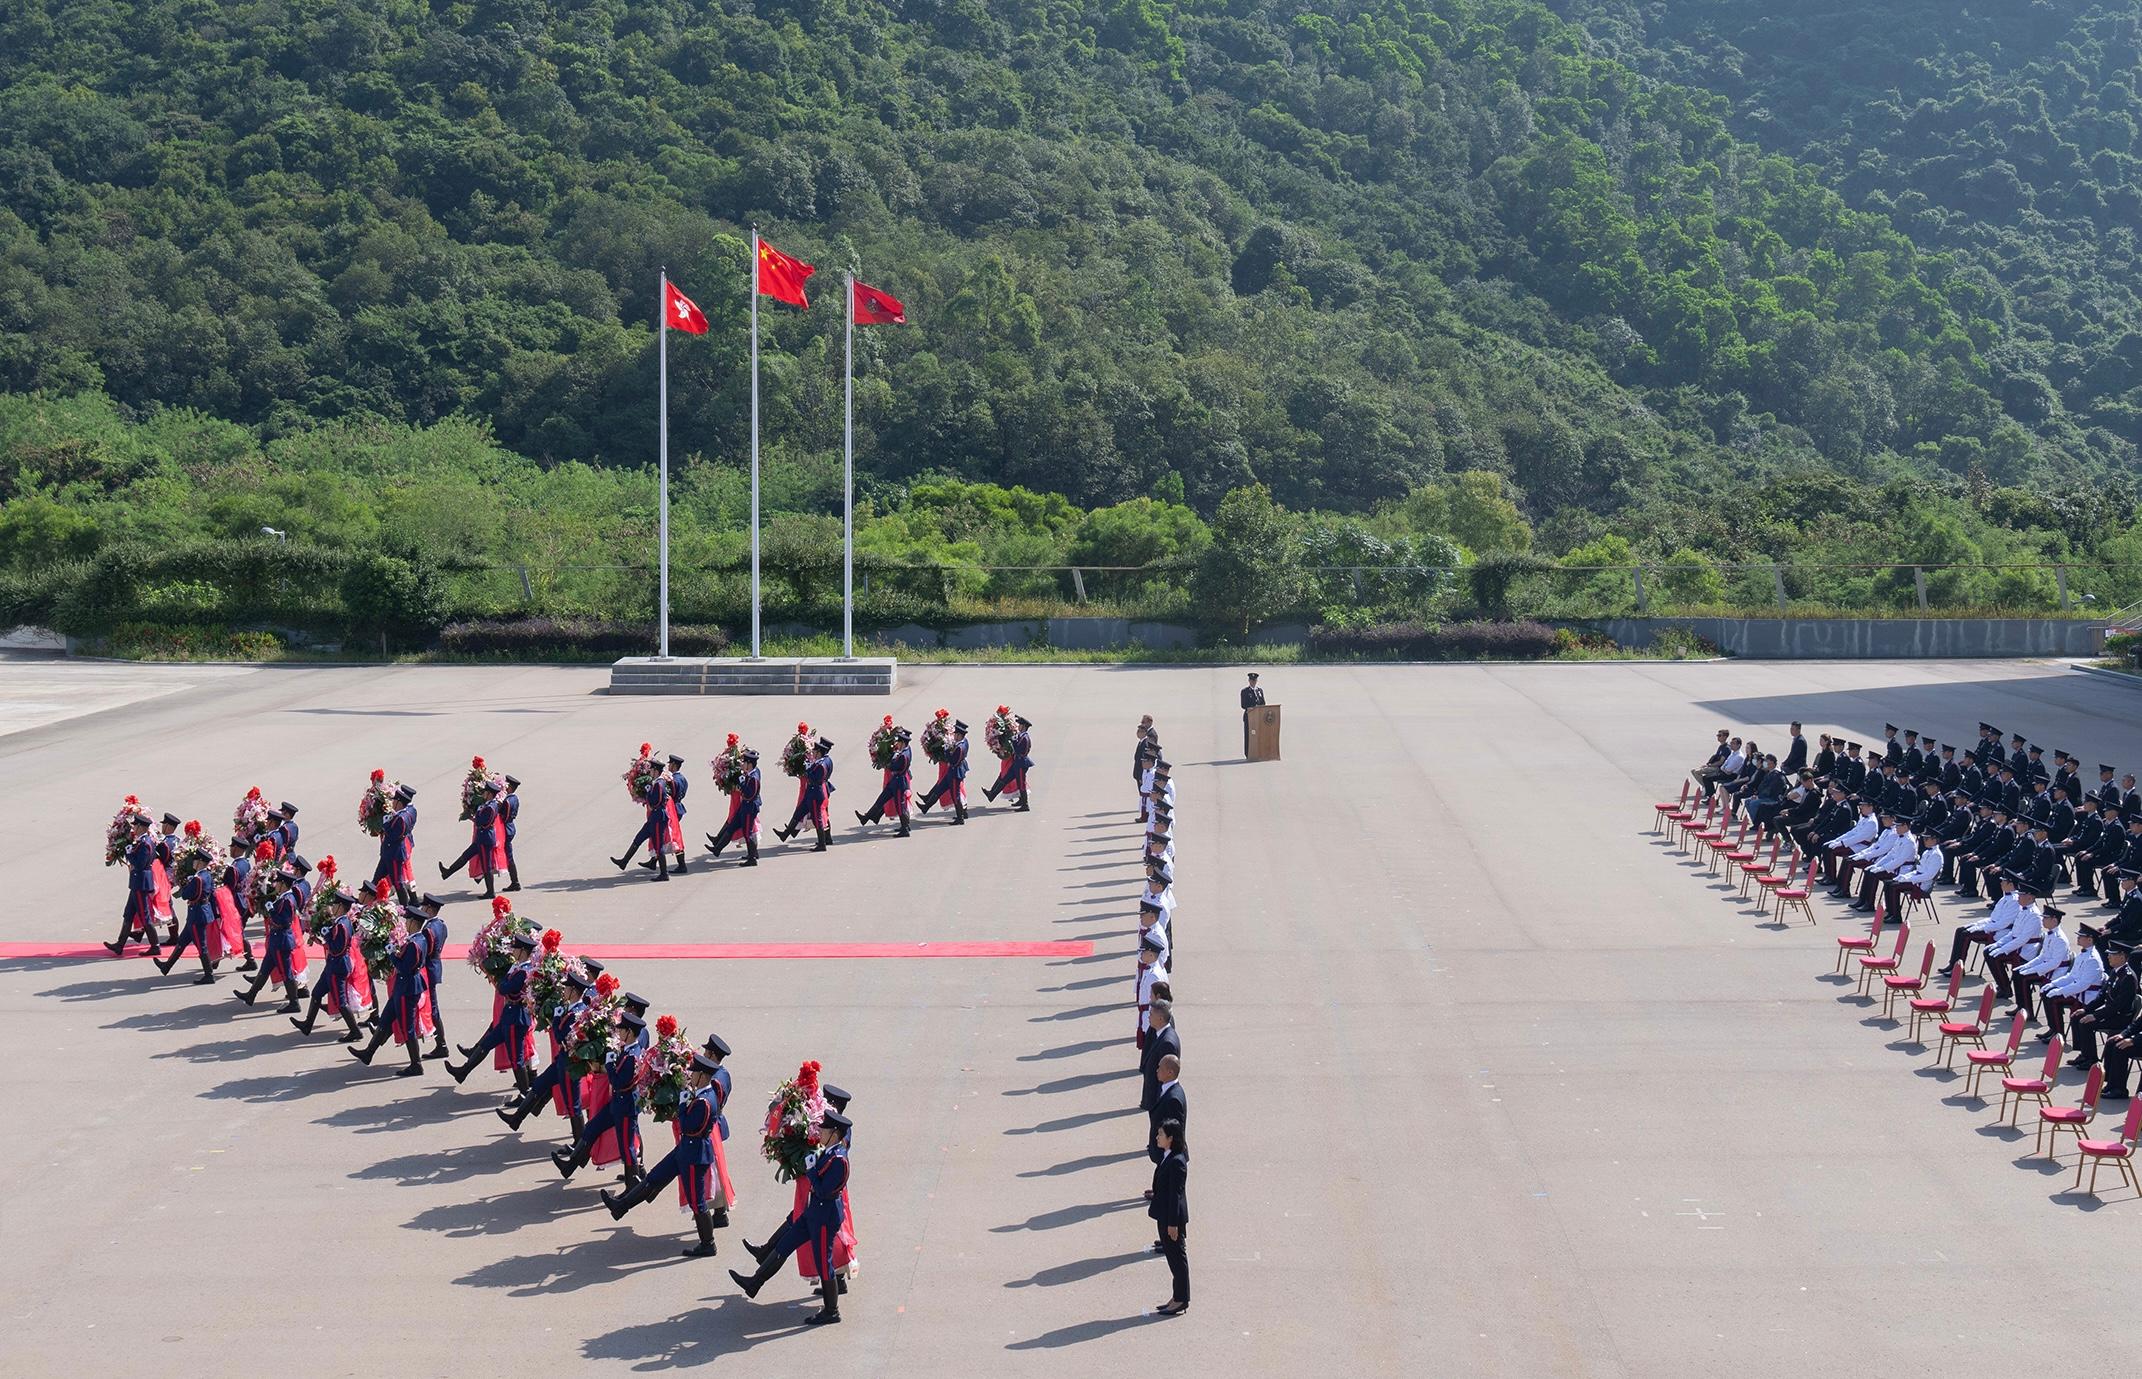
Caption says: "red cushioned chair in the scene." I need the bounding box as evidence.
[1835,911,1886,974]
[1681,797,1723,853]
[1880,941,1937,1020]
[2073,1100,2142,1196]
[1856,922,1910,997]
[1996,1036,2063,1126]
[1963,1012,2030,1098]
[1936,986,2000,1069]
[1704,819,1751,875]
[1896,879,1941,930]
[2036,1065,2104,1159]
[1738,836,1785,899]
[1907,962,1965,1043]
[1770,853,1821,925]
[1654,780,1692,834]
[1717,820,1762,877]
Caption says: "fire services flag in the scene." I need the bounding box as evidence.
[853,280,907,325]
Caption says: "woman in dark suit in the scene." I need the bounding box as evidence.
[1149,1118,1189,1316]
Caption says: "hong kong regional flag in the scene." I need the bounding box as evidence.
[663,280,708,334]
[756,238,816,309]
[853,280,907,325]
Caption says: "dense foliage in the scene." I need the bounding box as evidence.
[5,0,2142,643]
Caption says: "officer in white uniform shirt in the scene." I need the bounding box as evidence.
[1139,875,1176,920]
[1850,819,1919,911]
[1824,802,1881,889]
[1135,931,1171,1047]
[1139,899,1171,965]
[1839,812,1907,898]
[1881,832,1945,918]
[1985,882,2047,1004]
[2014,904,2073,1025]
[1145,829,1175,866]
[1951,874,2022,971]
[2041,922,2105,1042]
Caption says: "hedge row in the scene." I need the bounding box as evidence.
[438,618,731,658]
[1306,620,1559,660]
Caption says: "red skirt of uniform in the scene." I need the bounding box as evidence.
[206,885,246,962]
[490,992,534,1069]
[468,826,509,881]
[547,1033,575,1116]
[150,859,175,925]
[671,1121,738,1212]
[581,1075,638,1166]
[663,801,682,851]
[390,984,436,1044]
[791,1178,857,1277]
[261,919,312,984]
[327,948,375,1018]
[377,847,414,893]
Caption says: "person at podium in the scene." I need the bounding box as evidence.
[1240,673,1265,757]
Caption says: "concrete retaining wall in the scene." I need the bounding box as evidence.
[1586,617,2106,659]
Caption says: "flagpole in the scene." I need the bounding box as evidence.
[658,267,671,660]
[842,270,855,660]
[748,229,762,659]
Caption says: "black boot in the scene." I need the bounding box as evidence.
[773,825,793,842]
[338,1008,362,1042]
[437,861,452,880]
[953,800,967,825]
[550,1143,587,1180]
[277,979,302,1014]
[446,1056,475,1084]
[730,1253,780,1298]
[600,1179,651,1220]
[612,849,634,871]
[706,832,727,857]
[673,855,688,874]
[813,827,829,853]
[350,1024,389,1065]
[398,1040,425,1077]
[233,972,266,1006]
[683,1208,717,1257]
[505,861,521,893]
[806,1287,842,1325]
[896,816,910,838]
[741,838,758,867]
[497,1086,535,1130]
[193,950,217,985]
[654,852,670,882]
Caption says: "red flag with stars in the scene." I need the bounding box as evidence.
[852,280,907,325]
[662,280,708,334]
[756,238,815,309]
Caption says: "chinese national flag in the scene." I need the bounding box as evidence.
[663,280,708,334]
[853,280,907,325]
[756,239,815,309]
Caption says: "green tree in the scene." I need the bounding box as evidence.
[1399,472,1535,554]
[1191,485,1300,638]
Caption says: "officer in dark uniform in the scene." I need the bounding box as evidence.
[645,755,693,872]
[379,783,417,905]
[447,931,538,1089]
[601,1044,728,1257]
[1240,673,1265,756]
[552,1010,647,1182]
[269,802,301,861]
[233,863,309,1012]
[350,917,429,1077]
[440,780,504,900]
[775,739,836,850]
[613,759,676,881]
[498,966,597,1132]
[708,749,764,863]
[411,892,452,1058]
[106,815,160,957]
[1010,716,1034,810]
[291,885,364,1039]
[155,860,222,983]
[731,1111,851,1326]
[2071,940,2136,1070]
[500,775,522,892]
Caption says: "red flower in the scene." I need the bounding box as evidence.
[797,721,809,734]
[541,928,562,953]
[472,755,485,770]
[996,704,1009,715]
[727,732,739,746]
[797,1059,821,1091]
[656,1014,680,1039]
[370,769,384,783]
[491,895,512,918]
[639,741,652,757]
[183,819,202,838]
[253,840,275,861]
[936,707,948,718]
[124,794,139,805]
[318,855,337,878]
[246,787,261,800]
[882,714,893,726]
[595,972,620,998]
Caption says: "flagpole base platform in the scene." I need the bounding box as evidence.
[609,656,896,696]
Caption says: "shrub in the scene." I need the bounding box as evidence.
[103,622,284,660]
[2106,630,2142,667]
[1306,619,1558,660]
[436,617,731,658]
[1651,626,1724,659]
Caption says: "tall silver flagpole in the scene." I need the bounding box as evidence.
[843,271,855,660]
[657,267,671,659]
[749,229,762,658]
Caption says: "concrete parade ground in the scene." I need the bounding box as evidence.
[5,654,2142,1377]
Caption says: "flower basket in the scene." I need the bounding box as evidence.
[781,723,812,778]
[105,795,150,865]
[352,901,408,974]
[232,786,272,841]
[466,895,538,983]
[171,821,227,885]
[712,734,747,793]
[636,1018,694,1123]
[985,705,1018,760]
[528,934,580,1026]
[566,976,623,1079]
[761,1060,830,1183]
[920,709,952,764]
[245,839,283,912]
[624,743,660,804]
[357,769,396,838]
[304,855,344,937]
[459,755,507,821]
[868,715,900,770]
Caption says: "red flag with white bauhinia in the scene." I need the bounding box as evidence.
[663,280,708,334]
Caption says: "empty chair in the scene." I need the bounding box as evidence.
[1964,1012,2030,1098]
[2072,1100,2142,1196]
[1704,818,1751,875]
[1881,942,1938,1020]
[1653,780,1692,834]
[1771,853,1822,926]
[1907,963,1966,1044]
[2036,1065,2104,1159]
[1996,1036,2063,1126]
[1835,912,1887,975]
[1857,922,1911,998]
[1684,798,1726,854]
[1716,821,1761,877]
[1738,836,1785,900]
[1936,987,2000,1069]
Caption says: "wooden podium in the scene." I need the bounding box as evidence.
[1245,703,1282,762]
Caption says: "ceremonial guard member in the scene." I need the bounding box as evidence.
[709,750,764,865]
[500,775,523,892]
[552,1010,648,1183]
[730,1110,851,1326]
[267,801,301,861]
[217,848,258,971]
[601,1040,734,1258]
[414,892,452,1059]
[613,755,677,881]
[106,814,160,957]
[378,783,417,904]
[154,858,221,984]
[350,916,430,1077]
[856,730,913,837]
[497,967,597,1133]
[291,885,366,1041]
[774,738,835,851]
[447,931,538,1089]
[1135,931,1170,1047]
[1135,717,1160,808]
[655,754,689,873]
[440,779,506,900]
[233,862,310,1012]
[916,721,972,825]
[151,812,182,946]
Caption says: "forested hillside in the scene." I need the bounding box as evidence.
[4,0,2142,647]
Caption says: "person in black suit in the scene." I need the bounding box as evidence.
[1147,1054,1185,1168]
[1148,1119,1189,1317]
[1780,722,1807,775]
[1140,999,1180,1112]
[2070,940,2135,1070]
[1240,673,1265,756]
